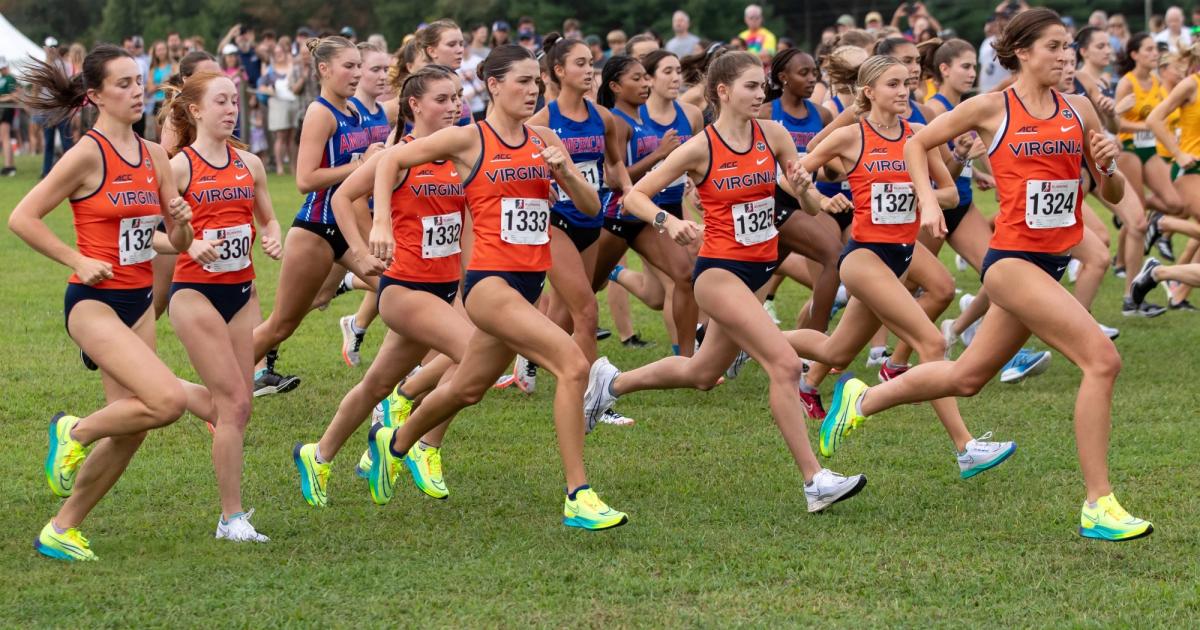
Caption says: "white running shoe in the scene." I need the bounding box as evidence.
[955,254,968,271]
[941,319,958,359]
[833,284,849,309]
[513,355,537,394]
[764,299,780,325]
[1098,322,1120,340]
[1067,258,1081,284]
[865,346,890,368]
[215,509,269,542]
[804,469,867,513]
[726,351,751,379]
[600,408,635,426]
[957,432,1017,479]
[339,315,364,367]
[583,357,620,434]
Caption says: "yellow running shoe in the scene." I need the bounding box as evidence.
[563,487,628,530]
[1079,493,1153,541]
[355,448,373,480]
[819,374,869,457]
[404,443,448,499]
[367,424,402,505]
[46,413,87,498]
[292,443,330,507]
[380,387,413,427]
[34,521,96,561]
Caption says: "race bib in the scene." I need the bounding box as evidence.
[960,162,973,179]
[500,197,550,245]
[202,223,253,273]
[1024,180,1078,229]
[870,182,916,225]
[421,212,463,259]
[556,160,600,202]
[731,197,777,246]
[118,215,161,265]
[1133,130,1156,149]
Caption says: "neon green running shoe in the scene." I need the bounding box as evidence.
[819,374,869,457]
[367,424,402,505]
[34,521,96,561]
[379,387,413,428]
[405,443,448,499]
[355,448,373,480]
[1079,493,1153,541]
[563,487,628,530]
[292,443,330,507]
[46,413,88,498]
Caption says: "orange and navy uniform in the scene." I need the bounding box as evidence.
[386,135,466,284]
[173,145,257,284]
[462,122,553,272]
[69,130,162,289]
[696,120,779,263]
[987,88,1085,254]
[847,118,919,245]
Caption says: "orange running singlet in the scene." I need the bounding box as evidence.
[69,130,162,289]
[386,135,467,283]
[696,120,778,262]
[173,145,257,284]
[847,118,919,245]
[988,88,1085,253]
[463,122,554,272]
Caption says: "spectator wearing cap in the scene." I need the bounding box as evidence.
[1155,6,1193,53]
[864,11,884,33]
[491,21,511,48]
[890,2,943,41]
[836,15,855,34]
[517,16,541,48]
[666,10,701,57]
[739,4,777,57]
[606,30,628,59]
[340,26,358,43]
[585,35,605,64]
[36,38,75,175]
[0,56,17,176]
[517,30,538,52]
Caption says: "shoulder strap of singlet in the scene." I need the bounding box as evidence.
[698,125,717,185]
[462,123,488,188]
[547,99,561,120]
[770,99,783,120]
[673,100,689,132]
[931,92,953,111]
[987,89,1015,157]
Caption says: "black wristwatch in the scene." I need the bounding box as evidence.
[653,210,668,231]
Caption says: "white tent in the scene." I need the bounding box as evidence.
[0,12,46,75]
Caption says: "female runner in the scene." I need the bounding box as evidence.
[165,72,283,540]
[581,51,869,513]
[593,51,702,357]
[365,46,627,530]
[823,9,1153,542]
[252,37,384,369]
[11,46,195,560]
[295,65,469,505]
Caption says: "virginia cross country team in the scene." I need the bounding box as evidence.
[11,1,1200,561]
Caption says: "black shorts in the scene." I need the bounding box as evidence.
[839,239,915,278]
[981,248,1071,283]
[660,202,684,220]
[462,270,546,306]
[64,283,153,333]
[550,213,601,252]
[693,256,775,292]
[944,202,971,237]
[292,217,349,260]
[0,107,15,125]
[832,209,854,232]
[378,274,459,307]
[603,217,648,246]
[774,190,800,229]
[169,281,253,323]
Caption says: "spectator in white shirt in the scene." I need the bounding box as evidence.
[1155,6,1193,52]
[665,11,701,57]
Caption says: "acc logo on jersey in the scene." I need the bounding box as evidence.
[196,175,218,184]
[1061,108,1074,120]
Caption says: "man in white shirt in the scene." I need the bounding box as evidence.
[665,11,700,57]
[1154,6,1193,52]
[977,14,1011,93]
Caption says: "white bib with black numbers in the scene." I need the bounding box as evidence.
[421,213,463,259]
[1133,130,1156,149]
[500,197,550,245]
[870,182,916,225]
[202,223,252,273]
[731,197,777,245]
[118,215,161,265]
[556,160,600,202]
[1024,179,1078,229]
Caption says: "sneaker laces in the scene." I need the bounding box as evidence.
[65,527,90,548]
[524,361,537,378]
[1098,496,1135,522]
[63,443,87,473]
[426,447,443,479]
[352,332,365,352]
[578,489,607,513]
[316,460,331,487]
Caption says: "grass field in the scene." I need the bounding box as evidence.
[1,153,1198,627]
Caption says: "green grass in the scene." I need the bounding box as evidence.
[1,154,1198,627]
